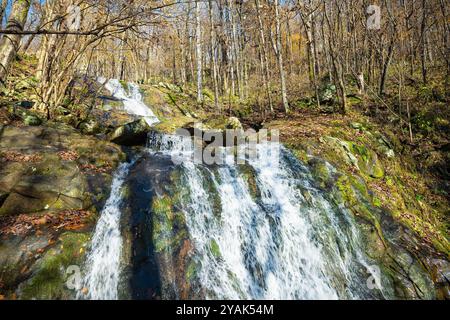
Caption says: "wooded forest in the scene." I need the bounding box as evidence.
[1,0,448,118]
[0,0,449,302]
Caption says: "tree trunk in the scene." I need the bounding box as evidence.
[0,0,8,27]
[379,37,394,96]
[420,0,428,85]
[195,0,203,103]
[208,0,220,111]
[0,0,31,85]
[255,0,273,112]
[274,0,289,113]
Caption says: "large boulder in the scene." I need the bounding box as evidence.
[0,125,125,217]
[119,155,202,300]
[0,124,126,299]
[108,118,152,146]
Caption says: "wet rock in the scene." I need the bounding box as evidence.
[237,164,261,200]
[120,155,203,300]
[108,118,152,146]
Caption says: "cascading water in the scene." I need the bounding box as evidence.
[81,79,159,300]
[99,78,159,126]
[82,162,132,300]
[147,134,388,300]
[84,81,388,300]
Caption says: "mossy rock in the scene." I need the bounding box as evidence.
[19,232,90,300]
[209,239,222,259]
[79,118,101,135]
[108,118,151,146]
[185,259,200,282]
[308,158,335,189]
[151,195,188,253]
[237,164,261,200]
[350,143,384,179]
[24,115,42,126]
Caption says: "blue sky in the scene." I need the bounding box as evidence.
[2,0,46,26]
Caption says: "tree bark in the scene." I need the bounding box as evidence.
[195,0,203,103]
[255,0,273,112]
[0,0,31,85]
[208,0,220,111]
[0,0,8,26]
[274,0,289,113]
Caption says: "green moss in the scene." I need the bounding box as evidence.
[351,143,369,162]
[152,116,193,134]
[373,197,382,208]
[291,148,308,163]
[119,80,128,91]
[20,232,89,300]
[238,165,260,200]
[186,260,199,281]
[209,239,221,259]
[335,175,386,248]
[309,159,333,189]
[152,195,189,253]
[152,196,174,220]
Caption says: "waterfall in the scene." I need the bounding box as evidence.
[83,81,386,300]
[100,78,159,126]
[150,137,384,300]
[82,162,132,300]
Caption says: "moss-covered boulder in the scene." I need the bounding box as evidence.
[108,118,152,146]
[0,125,125,217]
[0,123,125,299]
[18,232,90,300]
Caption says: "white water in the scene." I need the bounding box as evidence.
[84,81,383,300]
[82,162,131,300]
[100,78,159,126]
[152,138,379,299]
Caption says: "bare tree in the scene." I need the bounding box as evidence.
[196,0,203,103]
[273,0,289,113]
[0,0,31,85]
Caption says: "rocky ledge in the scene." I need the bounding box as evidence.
[0,123,125,299]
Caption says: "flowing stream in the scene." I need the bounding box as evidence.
[83,80,387,300]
